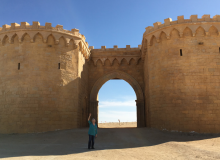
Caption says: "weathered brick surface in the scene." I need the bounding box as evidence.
[0,23,90,133]
[88,48,145,127]
[1,15,220,134]
[77,51,89,127]
[89,48,144,92]
[143,15,220,133]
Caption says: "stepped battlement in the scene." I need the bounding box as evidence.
[142,14,220,49]
[90,45,142,51]
[144,14,220,35]
[90,45,142,66]
[0,21,90,58]
[0,21,83,38]
[1,14,220,134]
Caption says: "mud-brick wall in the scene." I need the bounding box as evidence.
[0,33,80,133]
[145,26,220,133]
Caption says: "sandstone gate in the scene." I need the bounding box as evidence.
[89,47,145,127]
[0,14,220,134]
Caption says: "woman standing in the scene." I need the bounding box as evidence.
[88,113,97,149]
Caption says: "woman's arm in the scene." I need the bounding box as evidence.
[88,113,91,121]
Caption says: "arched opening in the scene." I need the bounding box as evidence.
[98,79,137,128]
[89,71,145,128]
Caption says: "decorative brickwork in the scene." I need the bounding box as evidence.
[143,14,220,133]
[0,22,90,133]
[1,14,220,133]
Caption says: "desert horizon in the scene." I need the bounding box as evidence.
[98,122,137,128]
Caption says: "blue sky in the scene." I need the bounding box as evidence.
[1,0,220,122]
[98,80,136,122]
[1,0,220,49]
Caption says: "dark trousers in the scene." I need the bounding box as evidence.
[88,135,95,148]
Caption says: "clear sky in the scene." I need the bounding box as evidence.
[1,0,220,122]
[98,80,136,122]
[1,0,220,49]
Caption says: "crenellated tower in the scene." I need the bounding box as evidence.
[0,22,90,133]
[1,14,220,134]
[142,14,220,133]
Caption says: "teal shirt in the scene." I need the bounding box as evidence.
[88,120,97,136]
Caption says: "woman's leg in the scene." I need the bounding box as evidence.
[88,135,92,149]
[92,135,95,148]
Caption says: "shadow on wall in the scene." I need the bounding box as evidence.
[0,33,89,133]
[0,128,219,158]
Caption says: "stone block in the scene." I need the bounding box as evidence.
[10,23,20,29]
[2,24,10,31]
[101,46,106,49]
[177,15,184,23]
[202,14,210,21]
[45,22,52,29]
[213,15,220,21]
[153,22,161,29]
[89,46,94,50]
[32,21,40,29]
[71,28,79,35]
[164,18,172,26]
[56,24,63,30]
[190,15,198,22]
[1,17,220,134]
[20,22,30,29]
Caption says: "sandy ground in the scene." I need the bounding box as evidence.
[98,122,137,128]
[0,123,220,160]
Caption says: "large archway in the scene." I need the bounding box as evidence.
[98,79,137,127]
[89,71,145,127]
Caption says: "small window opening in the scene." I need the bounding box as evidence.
[180,49,182,56]
[18,63,20,70]
[58,63,60,69]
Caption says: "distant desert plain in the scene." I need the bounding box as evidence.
[98,122,137,128]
